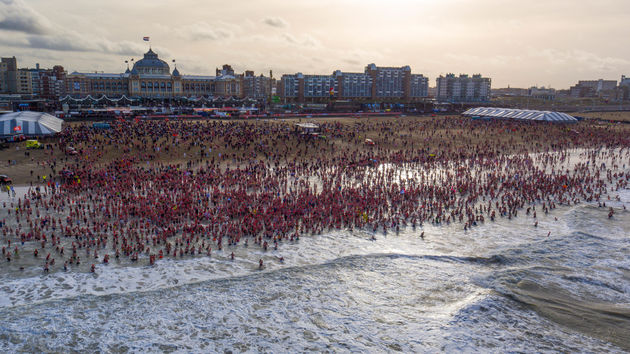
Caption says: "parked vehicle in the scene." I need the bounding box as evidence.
[26,139,43,149]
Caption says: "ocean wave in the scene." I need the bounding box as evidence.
[0,250,510,309]
[507,279,630,351]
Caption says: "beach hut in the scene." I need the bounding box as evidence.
[295,123,320,134]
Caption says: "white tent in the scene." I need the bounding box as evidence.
[0,111,64,136]
[463,107,577,123]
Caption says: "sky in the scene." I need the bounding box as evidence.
[0,0,629,88]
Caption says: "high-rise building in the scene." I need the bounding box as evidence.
[279,74,301,99]
[27,64,67,99]
[409,74,429,98]
[303,75,337,99]
[436,74,491,102]
[242,71,272,99]
[569,79,617,98]
[280,64,428,102]
[279,73,335,102]
[0,61,7,93]
[334,71,372,99]
[1,57,18,93]
[29,64,42,97]
[16,69,32,94]
[365,64,410,99]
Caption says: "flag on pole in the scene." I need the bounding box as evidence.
[143,36,150,41]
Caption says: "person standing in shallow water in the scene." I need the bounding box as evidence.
[1,117,629,273]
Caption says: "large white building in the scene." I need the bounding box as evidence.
[335,71,373,98]
[436,73,491,102]
[65,49,271,99]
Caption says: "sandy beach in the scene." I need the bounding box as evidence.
[3,115,629,185]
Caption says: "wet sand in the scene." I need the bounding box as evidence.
[579,111,630,122]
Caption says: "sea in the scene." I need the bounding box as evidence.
[0,153,629,352]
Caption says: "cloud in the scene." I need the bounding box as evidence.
[262,17,288,28]
[281,33,320,48]
[0,30,154,57]
[281,33,298,44]
[101,40,153,56]
[0,0,52,34]
[339,49,384,68]
[534,49,630,74]
[175,22,233,41]
[27,33,95,52]
[0,0,152,57]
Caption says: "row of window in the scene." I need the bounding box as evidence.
[141,81,172,89]
[284,79,298,96]
[141,87,172,92]
[183,83,211,91]
[342,83,371,97]
[283,84,429,98]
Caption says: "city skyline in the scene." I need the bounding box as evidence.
[1,0,629,89]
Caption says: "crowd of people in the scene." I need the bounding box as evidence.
[1,116,629,273]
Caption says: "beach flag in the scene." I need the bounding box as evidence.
[143,36,150,41]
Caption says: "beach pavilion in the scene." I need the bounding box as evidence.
[0,111,64,137]
[462,107,578,123]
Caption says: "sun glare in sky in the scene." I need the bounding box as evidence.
[0,0,628,87]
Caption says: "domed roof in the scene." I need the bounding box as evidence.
[172,67,180,76]
[132,48,170,75]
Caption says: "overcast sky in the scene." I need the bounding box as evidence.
[1,0,628,88]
